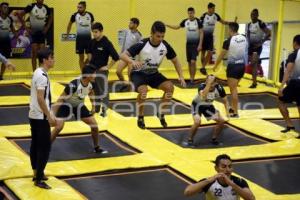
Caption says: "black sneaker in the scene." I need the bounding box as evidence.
[281,126,295,133]
[200,68,207,75]
[210,139,221,145]
[32,175,48,182]
[183,139,195,147]
[34,181,51,189]
[230,113,239,118]
[100,109,107,117]
[229,108,234,114]
[157,113,168,128]
[249,83,257,88]
[94,146,108,154]
[137,117,145,129]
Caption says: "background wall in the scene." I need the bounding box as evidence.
[7,0,300,76]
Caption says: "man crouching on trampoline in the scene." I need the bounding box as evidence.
[186,75,229,147]
[51,64,107,154]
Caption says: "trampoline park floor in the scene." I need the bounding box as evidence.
[268,119,300,133]
[151,124,268,148]
[10,132,140,162]
[1,73,300,200]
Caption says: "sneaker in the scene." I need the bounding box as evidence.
[230,113,239,118]
[281,126,295,133]
[137,117,145,129]
[210,139,221,145]
[229,108,234,114]
[157,113,168,128]
[100,109,107,117]
[94,146,108,154]
[249,83,257,88]
[34,181,51,189]
[200,68,207,75]
[182,139,195,147]
[32,175,48,182]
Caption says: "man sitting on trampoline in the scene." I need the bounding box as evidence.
[186,75,229,147]
[184,154,255,200]
[51,64,107,154]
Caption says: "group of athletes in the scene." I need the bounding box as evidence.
[1,1,300,199]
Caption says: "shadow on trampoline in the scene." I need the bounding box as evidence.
[151,124,268,149]
[11,132,140,162]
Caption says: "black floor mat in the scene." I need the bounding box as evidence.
[12,133,138,162]
[66,168,203,200]
[234,157,300,194]
[151,125,266,148]
[0,84,30,96]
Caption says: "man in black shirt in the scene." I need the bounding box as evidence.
[87,22,119,117]
[120,21,186,129]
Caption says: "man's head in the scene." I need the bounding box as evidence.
[187,7,195,19]
[207,2,215,14]
[214,154,233,177]
[228,22,239,35]
[77,1,86,14]
[36,0,44,5]
[129,17,140,30]
[251,8,259,22]
[206,74,217,91]
[293,34,300,50]
[0,2,9,15]
[150,21,166,46]
[37,48,54,68]
[92,22,103,39]
[82,64,97,81]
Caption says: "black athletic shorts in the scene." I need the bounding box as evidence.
[192,101,217,120]
[56,103,92,120]
[130,71,168,91]
[227,64,245,80]
[279,79,300,106]
[186,43,199,62]
[76,36,91,54]
[0,38,11,58]
[31,31,46,44]
[202,33,214,51]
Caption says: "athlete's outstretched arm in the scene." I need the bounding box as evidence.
[165,24,181,30]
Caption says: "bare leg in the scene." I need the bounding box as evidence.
[31,43,38,71]
[158,81,174,114]
[189,60,196,83]
[81,116,99,148]
[189,114,201,141]
[137,85,148,117]
[227,78,239,115]
[203,50,212,68]
[212,112,225,139]
[79,53,85,71]
[250,53,258,87]
[278,99,293,127]
[51,119,65,142]
[116,60,127,81]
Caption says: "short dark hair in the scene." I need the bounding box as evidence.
[92,22,103,31]
[252,8,259,14]
[151,21,166,34]
[82,64,97,76]
[187,7,195,12]
[37,48,53,64]
[228,22,239,32]
[78,1,86,7]
[208,2,215,9]
[130,17,140,26]
[293,34,300,46]
[215,154,232,166]
[0,2,9,7]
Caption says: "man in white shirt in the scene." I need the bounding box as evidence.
[29,48,56,189]
[184,154,255,200]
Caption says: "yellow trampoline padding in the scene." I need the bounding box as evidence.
[5,177,86,200]
[46,153,165,177]
[0,79,31,85]
[228,118,299,140]
[0,121,96,138]
[0,137,31,180]
[0,96,29,105]
[237,108,299,119]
